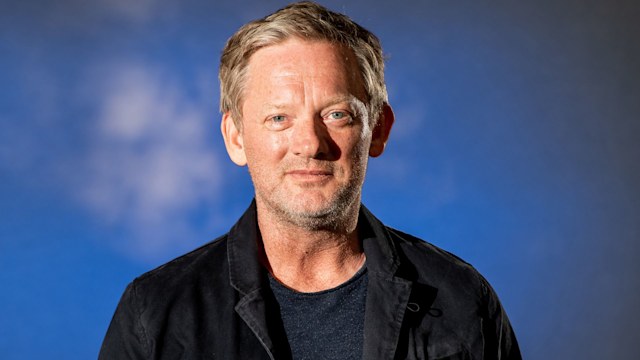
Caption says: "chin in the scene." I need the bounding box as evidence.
[277,194,360,231]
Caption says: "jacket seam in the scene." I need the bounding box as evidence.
[131,281,151,358]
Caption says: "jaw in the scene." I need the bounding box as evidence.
[254,179,363,232]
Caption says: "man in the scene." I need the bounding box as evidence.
[99,2,521,359]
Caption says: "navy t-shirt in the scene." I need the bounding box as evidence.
[268,266,368,360]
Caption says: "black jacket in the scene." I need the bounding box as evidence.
[99,203,521,359]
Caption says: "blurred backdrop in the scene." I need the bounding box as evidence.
[1,0,639,358]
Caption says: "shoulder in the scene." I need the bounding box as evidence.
[130,235,230,300]
[382,226,521,358]
[100,234,239,358]
[386,226,490,297]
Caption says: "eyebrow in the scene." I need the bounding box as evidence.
[262,95,362,109]
[322,94,367,108]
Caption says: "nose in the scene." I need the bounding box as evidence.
[290,116,329,159]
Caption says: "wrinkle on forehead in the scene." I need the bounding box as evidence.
[243,38,369,109]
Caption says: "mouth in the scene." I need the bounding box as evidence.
[286,169,333,182]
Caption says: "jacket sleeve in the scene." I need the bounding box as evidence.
[480,278,522,360]
[98,282,149,360]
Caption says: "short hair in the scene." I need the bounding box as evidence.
[219,1,387,128]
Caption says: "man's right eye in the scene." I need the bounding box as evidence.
[265,114,290,130]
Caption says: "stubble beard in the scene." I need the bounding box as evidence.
[253,158,367,232]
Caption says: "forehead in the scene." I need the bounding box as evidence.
[243,38,366,102]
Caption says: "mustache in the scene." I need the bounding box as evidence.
[283,159,336,173]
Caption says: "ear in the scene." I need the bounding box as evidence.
[221,112,247,166]
[369,103,394,157]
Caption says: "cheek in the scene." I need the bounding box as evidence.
[340,133,372,170]
[346,130,372,157]
[245,131,288,160]
[272,133,290,151]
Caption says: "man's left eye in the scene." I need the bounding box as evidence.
[328,111,348,120]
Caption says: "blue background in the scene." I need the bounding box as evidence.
[1,0,639,358]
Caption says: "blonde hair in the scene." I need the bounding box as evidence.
[219,1,387,127]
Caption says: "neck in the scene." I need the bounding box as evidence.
[256,201,365,292]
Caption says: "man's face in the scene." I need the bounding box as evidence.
[223,38,389,229]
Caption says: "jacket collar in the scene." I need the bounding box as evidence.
[227,200,290,359]
[358,204,403,278]
[227,200,265,296]
[358,206,422,358]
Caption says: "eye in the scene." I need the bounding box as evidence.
[329,111,347,120]
[324,110,353,126]
[271,115,286,123]
[265,114,290,130]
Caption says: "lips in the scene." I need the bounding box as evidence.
[285,168,333,183]
[287,169,332,176]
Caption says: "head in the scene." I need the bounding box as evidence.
[219,1,388,129]
[219,2,394,231]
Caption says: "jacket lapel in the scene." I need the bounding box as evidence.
[359,206,437,359]
[227,201,291,359]
[235,288,291,360]
[362,272,413,359]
